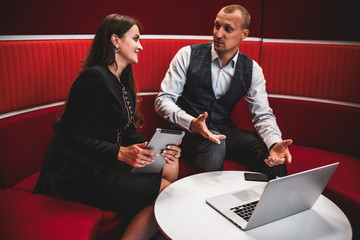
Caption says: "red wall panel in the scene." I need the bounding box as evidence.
[0,0,262,37]
[1,0,358,41]
[262,0,359,41]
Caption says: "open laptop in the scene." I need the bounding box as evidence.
[206,162,339,230]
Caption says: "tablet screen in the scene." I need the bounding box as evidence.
[131,128,185,173]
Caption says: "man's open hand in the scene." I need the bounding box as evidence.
[190,112,226,144]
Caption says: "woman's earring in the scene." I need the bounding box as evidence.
[115,47,120,53]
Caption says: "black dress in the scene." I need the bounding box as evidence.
[33,65,162,212]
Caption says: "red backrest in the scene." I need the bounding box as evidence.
[0,95,168,187]
[0,40,92,114]
[0,105,63,187]
[260,42,360,104]
[0,38,260,114]
[137,94,170,139]
[269,97,360,158]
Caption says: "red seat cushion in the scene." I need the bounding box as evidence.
[0,189,102,240]
[11,173,128,239]
[287,145,359,204]
[287,145,360,227]
[12,172,40,192]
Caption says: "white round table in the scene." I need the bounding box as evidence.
[154,171,352,240]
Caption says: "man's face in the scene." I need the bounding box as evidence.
[213,10,249,56]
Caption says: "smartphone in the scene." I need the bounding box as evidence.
[244,172,274,182]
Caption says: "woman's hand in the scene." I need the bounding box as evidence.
[162,145,182,165]
[117,142,158,168]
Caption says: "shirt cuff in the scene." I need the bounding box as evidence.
[264,136,282,150]
[179,114,195,131]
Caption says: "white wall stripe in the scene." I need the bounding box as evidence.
[138,92,159,96]
[268,94,360,108]
[141,35,213,40]
[262,38,360,46]
[0,35,259,42]
[1,94,359,120]
[0,35,95,41]
[0,35,359,45]
[0,102,65,119]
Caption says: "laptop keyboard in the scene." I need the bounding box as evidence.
[230,201,259,222]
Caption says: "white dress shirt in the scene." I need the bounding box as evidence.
[155,43,282,149]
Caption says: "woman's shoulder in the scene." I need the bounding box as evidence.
[84,65,110,78]
[76,65,112,85]
[70,65,106,92]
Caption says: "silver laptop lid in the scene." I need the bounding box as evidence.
[245,162,339,230]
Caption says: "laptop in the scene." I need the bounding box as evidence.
[206,162,339,230]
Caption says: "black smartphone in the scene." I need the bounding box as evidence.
[244,172,274,182]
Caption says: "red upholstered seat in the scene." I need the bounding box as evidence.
[12,172,40,192]
[0,105,63,188]
[137,94,170,139]
[0,188,126,240]
[10,173,137,240]
[287,145,360,229]
[1,38,359,239]
[0,188,102,240]
[287,145,359,202]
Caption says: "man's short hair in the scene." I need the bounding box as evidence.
[222,4,251,29]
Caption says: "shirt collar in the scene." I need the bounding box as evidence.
[211,42,239,68]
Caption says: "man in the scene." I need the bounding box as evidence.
[155,4,292,176]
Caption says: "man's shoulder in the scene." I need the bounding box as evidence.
[238,51,253,61]
[237,51,255,68]
[190,42,212,50]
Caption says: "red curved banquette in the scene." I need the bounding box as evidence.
[0,36,359,239]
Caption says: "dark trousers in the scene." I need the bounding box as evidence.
[180,128,287,177]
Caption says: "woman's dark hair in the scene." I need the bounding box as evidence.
[65,14,143,128]
[81,14,141,73]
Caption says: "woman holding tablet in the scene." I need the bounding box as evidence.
[33,14,181,239]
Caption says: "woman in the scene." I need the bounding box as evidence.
[33,14,181,239]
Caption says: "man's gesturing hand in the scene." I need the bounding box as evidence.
[190,112,226,144]
[265,139,293,167]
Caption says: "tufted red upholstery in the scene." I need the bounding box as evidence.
[0,188,102,240]
[0,40,92,114]
[0,39,260,114]
[0,105,63,187]
[268,98,360,158]
[260,43,360,103]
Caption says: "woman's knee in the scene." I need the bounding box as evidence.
[159,178,172,193]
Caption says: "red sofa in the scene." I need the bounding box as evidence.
[0,37,359,239]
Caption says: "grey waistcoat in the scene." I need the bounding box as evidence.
[177,42,253,132]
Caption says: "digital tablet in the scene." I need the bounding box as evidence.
[131,128,185,173]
